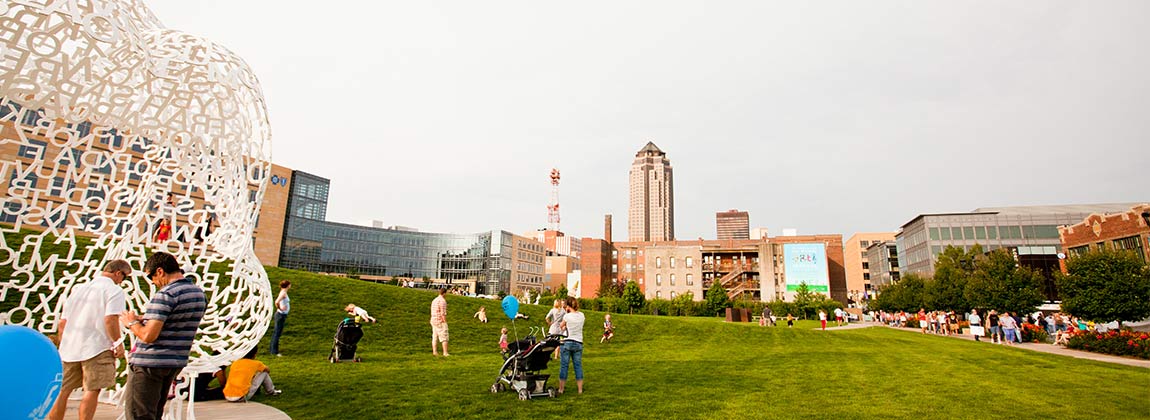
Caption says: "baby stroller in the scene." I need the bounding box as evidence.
[491,327,563,400]
[329,318,363,363]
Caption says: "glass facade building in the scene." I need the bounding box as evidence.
[895,204,1141,301]
[277,171,518,294]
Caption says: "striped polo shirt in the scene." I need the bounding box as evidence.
[130,277,206,369]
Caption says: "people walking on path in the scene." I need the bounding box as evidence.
[430,288,449,356]
[1000,312,1019,346]
[819,310,827,330]
[48,260,131,420]
[270,280,291,356]
[987,310,1002,344]
[969,309,983,342]
[119,252,206,420]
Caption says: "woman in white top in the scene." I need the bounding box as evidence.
[558,297,585,394]
[546,299,566,360]
[270,280,291,356]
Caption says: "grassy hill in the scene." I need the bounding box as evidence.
[255,267,1149,419]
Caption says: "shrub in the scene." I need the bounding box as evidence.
[1065,330,1150,359]
[1020,323,1049,343]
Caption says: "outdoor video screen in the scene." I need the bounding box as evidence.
[783,243,829,292]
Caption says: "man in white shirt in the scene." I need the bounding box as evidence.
[48,260,132,420]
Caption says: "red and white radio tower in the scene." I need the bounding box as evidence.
[547,168,561,231]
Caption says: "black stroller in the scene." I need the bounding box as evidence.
[491,327,563,400]
[328,318,363,363]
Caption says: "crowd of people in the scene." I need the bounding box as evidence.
[875,308,1093,346]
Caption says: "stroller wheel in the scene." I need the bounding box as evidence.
[547,387,556,398]
[517,389,530,401]
[354,357,362,363]
[490,383,502,393]
[329,356,335,363]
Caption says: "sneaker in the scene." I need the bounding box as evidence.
[270,389,283,396]
[275,353,283,357]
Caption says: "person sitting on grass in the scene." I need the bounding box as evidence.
[474,306,489,323]
[223,346,282,402]
[346,304,376,323]
[601,314,615,343]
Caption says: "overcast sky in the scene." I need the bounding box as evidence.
[149,1,1149,241]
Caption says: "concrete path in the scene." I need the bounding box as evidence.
[829,322,1150,369]
[61,399,290,420]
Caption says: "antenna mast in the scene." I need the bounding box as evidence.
[547,168,561,231]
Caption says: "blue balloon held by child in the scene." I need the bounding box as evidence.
[501,296,519,320]
[0,325,64,420]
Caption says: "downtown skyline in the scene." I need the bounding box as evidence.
[147,1,1149,240]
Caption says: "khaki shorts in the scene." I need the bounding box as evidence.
[62,350,117,391]
[431,321,449,342]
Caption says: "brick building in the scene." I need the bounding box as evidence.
[1059,203,1150,267]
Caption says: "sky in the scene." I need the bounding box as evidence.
[147,1,1149,241]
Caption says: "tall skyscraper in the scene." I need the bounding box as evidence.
[628,142,675,242]
[716,209,750,240]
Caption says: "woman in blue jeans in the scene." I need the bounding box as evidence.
[270,280,291,356]
[558,296,586,394]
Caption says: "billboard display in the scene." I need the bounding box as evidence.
[783,243,829,292]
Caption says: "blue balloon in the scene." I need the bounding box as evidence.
[501,296,520,320]
[0,325,64,420]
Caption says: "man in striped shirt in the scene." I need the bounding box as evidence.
[430,288,449,356]
[120,252,206,420]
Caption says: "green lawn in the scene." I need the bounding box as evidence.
[255,267,1150,419]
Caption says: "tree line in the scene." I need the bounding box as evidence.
[871,245,1150,326]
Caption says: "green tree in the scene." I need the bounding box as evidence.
[556,284,569,300]
[927,245,979,312]
[792,282,819,318]
[672,291,696,316]
[965,250,1044,314]
[597,280,622,298]
[1056,249,1150,326]
[871,273,928,312]
[621,280,645,314]
[705,281,731,316]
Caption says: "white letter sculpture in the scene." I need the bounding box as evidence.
[0,1,273,418]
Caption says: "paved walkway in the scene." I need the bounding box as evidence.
[825,322,1150,369]
[61,399,290,420]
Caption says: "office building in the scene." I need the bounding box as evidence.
[716,209,750,240]
[897,203,1142,301]
[843,232,896,302]
[865,241,900,290]
[1060,204,1150,264]
[628,142,674,242]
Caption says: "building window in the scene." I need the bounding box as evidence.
[940,228,951,240]
[929,228,940,240]
[670,291,677,299]
[686,274,693,286]
[963,227,975,241]
[612,264,617,273]
[17,140,47,160]
[975,226,987,240]
[656,274,662,286]
[686,257,693,268]
[670,274,675,286]
[952,227,963,241]
[1113,236,1145,262]
[986,226,998,240]
[862,262,869,270]
[670,257,676,268]
[656,291,661,299]
[656,257,662,268]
